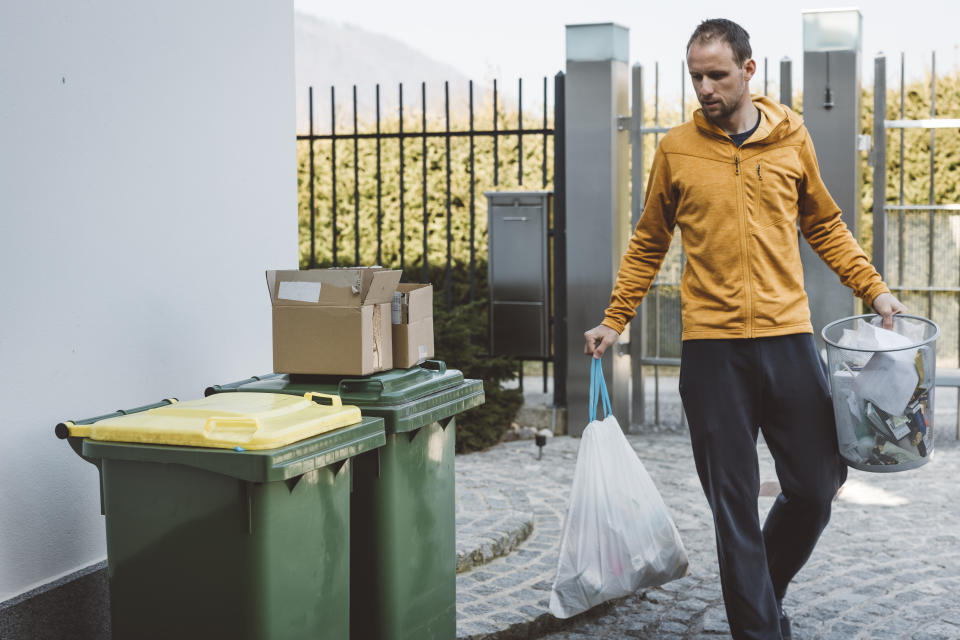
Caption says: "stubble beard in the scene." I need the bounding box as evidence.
[702,98,735,121]
[700,84,748,128]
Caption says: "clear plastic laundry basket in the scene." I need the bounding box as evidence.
[822,314,939,472]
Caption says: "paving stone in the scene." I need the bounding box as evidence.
[942,611,960,626]
[519,604,547,618]
[913,624,960,640]
[675,597,710,612]
[642,590,673,605]
[462,602,497,617]
[469,571,497,583]
[664,607,697,623]
[657,620,689,634]
[701,606,730,633]
[468,582,501,597]
[457,618,501,638]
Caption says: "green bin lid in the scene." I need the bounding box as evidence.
[206,361,485,434]
[80,416,385,483]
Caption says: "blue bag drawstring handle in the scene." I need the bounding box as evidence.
[588,357,613,422]
[598,359,612,417]
[588,356,597,422]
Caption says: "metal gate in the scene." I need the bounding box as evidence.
[871,53,960,367]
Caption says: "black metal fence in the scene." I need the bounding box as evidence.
[296,74,567,404]
[298,75,564,305]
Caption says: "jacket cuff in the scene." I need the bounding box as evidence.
[863,283,892,308]
[601,317,625,334]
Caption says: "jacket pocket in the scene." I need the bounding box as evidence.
[750,154,797,232]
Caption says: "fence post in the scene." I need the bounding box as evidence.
[779,57,792,109]
[628,63,645,431]
[553,72,568,409]
[872,55,887,277]
[308,86,316,268]
[800,9,863,348]
[563,23,632,435]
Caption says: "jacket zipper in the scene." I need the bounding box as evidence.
[755,161,763,229]
[735,153,753,337]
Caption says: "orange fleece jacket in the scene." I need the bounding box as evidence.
[602,96,889,340]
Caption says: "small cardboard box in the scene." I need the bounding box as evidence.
[392,283,435,368]
[266,268,402,375]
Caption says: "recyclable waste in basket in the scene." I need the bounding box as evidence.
[206,360,485,640]
[56,392,385,640]
[822,314,939,472]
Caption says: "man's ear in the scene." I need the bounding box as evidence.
[742,58,756,81]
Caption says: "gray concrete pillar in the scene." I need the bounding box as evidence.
[563,23,631,435]
[800,9,864,349]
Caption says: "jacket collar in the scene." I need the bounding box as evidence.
[693,95,794,145]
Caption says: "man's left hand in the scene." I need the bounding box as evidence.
[872,292,908,329]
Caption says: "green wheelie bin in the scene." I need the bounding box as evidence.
[205,361,485,640]
[56,392,385,640]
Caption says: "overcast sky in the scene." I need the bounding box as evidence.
[295,0,959,111]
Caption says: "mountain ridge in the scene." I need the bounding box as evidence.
[295,12,473,132]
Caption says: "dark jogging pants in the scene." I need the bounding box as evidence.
[679,333,848,640]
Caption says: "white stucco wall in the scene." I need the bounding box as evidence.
[0,0,296,601]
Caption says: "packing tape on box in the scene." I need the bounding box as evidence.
[373,304,383,369]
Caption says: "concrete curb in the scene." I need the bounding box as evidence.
[456,513,534,574]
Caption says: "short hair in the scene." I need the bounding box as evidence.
[687,19,752,66]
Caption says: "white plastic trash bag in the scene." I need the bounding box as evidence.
[549,358,688,619]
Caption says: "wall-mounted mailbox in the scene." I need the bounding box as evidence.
[486,191,552,358]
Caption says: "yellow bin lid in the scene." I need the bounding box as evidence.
[68,392,362,450]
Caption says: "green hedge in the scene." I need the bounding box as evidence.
[297,104,554,271]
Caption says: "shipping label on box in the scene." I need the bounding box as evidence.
[391,283,434,368]
[266,268,401,375]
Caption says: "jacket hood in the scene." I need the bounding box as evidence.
[693,94,801,144]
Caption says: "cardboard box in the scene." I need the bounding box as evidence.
[392,283,435,368]
[266,268,402,375]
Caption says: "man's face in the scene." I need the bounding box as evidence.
[687,39,755,124]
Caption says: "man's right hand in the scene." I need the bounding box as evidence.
[584,324,620,359]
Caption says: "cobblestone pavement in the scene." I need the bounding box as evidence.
[455,426,960,640]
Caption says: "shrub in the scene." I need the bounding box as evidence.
[418,260,522,453]
[433,297,523,453]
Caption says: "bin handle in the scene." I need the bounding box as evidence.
[304,392,342,407]
[338,378,385,400]
[203,416,260,443]
[55,398,178,439]
[419,360,447,374]
[55,421,92,439]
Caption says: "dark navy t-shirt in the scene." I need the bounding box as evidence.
[729,110,761,147]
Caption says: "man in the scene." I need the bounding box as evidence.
[583,19,906,640]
